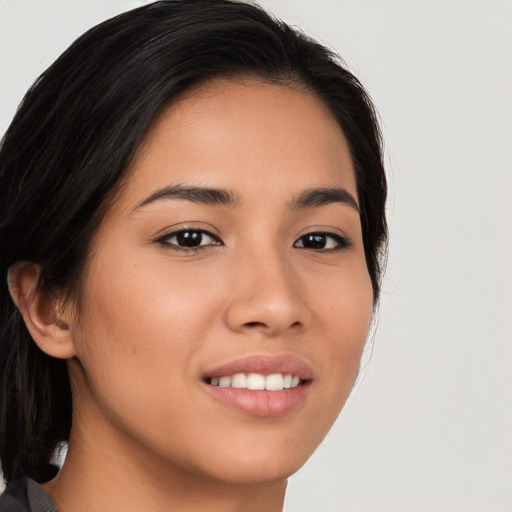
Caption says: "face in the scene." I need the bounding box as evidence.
[67,79,373,484]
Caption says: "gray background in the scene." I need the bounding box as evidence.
[1,1,511,510]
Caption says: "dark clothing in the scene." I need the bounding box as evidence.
[0,478,59,512]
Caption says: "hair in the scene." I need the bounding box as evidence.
[0,0,387,484]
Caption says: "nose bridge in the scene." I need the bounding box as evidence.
[225,242,310,335]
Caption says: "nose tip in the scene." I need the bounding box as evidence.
[226,301,306,337]
[224,260,310,337]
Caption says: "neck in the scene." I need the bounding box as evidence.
[43,421,287,512]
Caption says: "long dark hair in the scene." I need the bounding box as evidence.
[0,0,387,484]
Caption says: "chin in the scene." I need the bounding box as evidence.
[200,453,304,486]
[180,427,323,486]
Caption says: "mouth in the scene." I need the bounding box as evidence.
[204,372,306,390]
[202,354,313,417]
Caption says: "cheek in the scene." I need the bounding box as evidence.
[81,250,219,339]
[72,255,219,402]
[69,261,222,458]
[312,257,373,342]
[311,261,373,398]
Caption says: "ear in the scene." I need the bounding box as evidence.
[7,261,77,359]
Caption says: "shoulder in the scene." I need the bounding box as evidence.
[0,477,30,512]
[0,478,58,512]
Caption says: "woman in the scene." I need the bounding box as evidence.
[0,1,387,510]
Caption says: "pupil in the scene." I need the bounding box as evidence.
[177,231,202,247]
[305,234,326,249]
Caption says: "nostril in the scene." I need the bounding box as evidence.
[243,320,302,331]
[244,321,267,328]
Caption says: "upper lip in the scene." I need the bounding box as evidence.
[203,353,314,380]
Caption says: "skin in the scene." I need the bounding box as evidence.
[10,79,373,512]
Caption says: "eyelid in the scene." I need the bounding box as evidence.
[153,221,221,240]
[293,229,352,251]
[154,224,223,251]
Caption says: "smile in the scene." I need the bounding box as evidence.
[202,354,313,416]
[207,373,301,390]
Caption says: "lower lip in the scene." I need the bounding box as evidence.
[203,383,311,417]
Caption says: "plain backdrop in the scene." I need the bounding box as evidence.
[1,1,511,511]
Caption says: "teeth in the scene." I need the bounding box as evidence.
[231,373,247,388]
[265,373,284,391]
[247,373,265,390]
[209,372,302,390]
[218,376,231,387]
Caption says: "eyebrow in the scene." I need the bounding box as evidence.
[288,187,359,212]
[133,184,241,211]
[133,184,359,213]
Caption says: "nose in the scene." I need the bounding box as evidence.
[224,251,311,337]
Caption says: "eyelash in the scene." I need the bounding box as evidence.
[156,227,222,253]
[156,228,351,253]
[293,231,351,251]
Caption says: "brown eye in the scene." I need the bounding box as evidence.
[160,229,221,250]
[294,232,351,251]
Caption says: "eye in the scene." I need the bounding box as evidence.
[157,228,222,251]
[293,232,351,251]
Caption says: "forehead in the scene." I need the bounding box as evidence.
[122,78,357,207]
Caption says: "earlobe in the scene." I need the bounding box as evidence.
[7,261,77,359]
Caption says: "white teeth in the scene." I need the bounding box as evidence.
[265,373,284,391]
[231,373,247,388]
[247,373,266,390]
[209,372,302,390]
[218,376,231,387]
